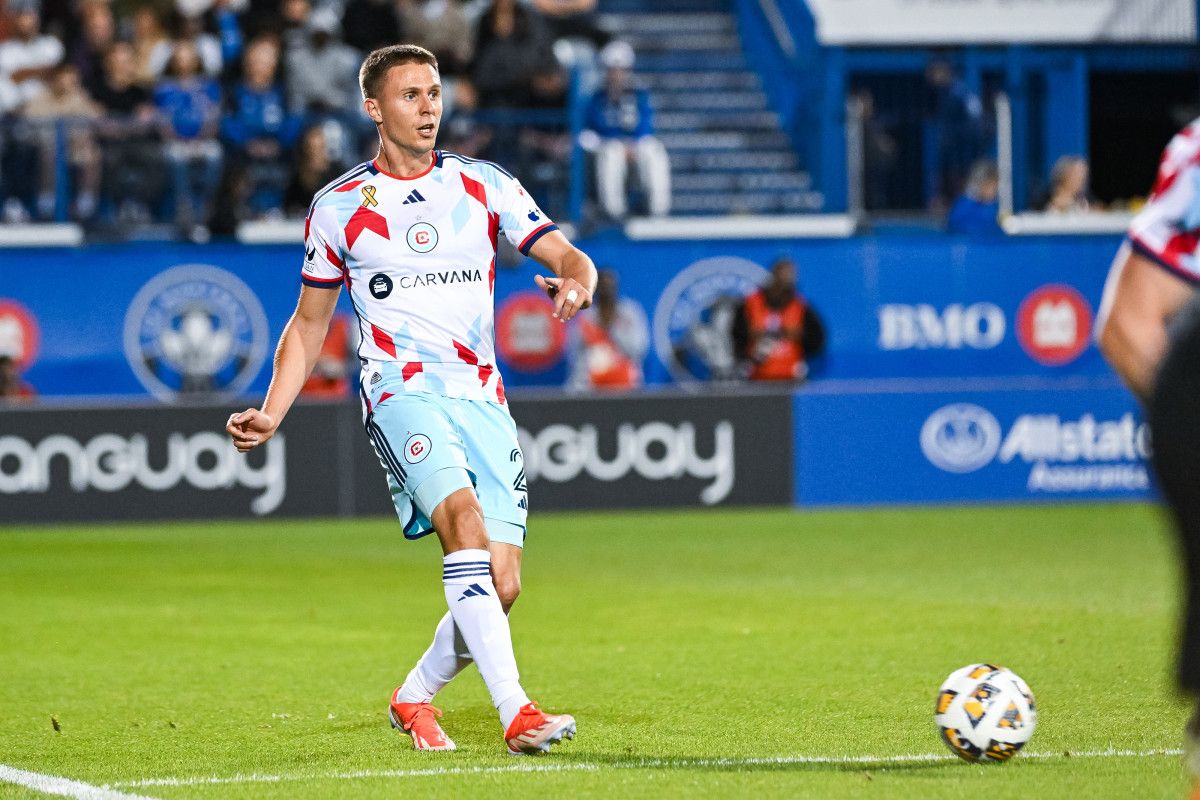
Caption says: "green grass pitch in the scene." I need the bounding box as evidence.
[0,504,1190,798]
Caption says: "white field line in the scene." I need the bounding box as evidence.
[110,747,1184,789]
[0,764,160,800]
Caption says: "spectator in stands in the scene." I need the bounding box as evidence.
[438,78,490,158]
[396,0,472,76]
[221,36,300,218]
[582,39,670,219]
[67,0,114,95]
[277,0,311,53]
[0,354,35,402]
[923,58,985,211]
[567,268,648,392]
[93,41,162,222]
[283,121,345,216]
[152,11,222,79]
[129,5,170,86]
[285,8,362,160]
[850,88,898,212]
[0,0,64,115]
[521,60,569,211]
[470,0,554,108]
[735,256,825,383]
[341,0,403,56]
[947,159,1003,237]
[153,37,222,238]
[1042,155,1094,214]
[0,0,63,220]
[532,0,608,47]
[22,62,101,219]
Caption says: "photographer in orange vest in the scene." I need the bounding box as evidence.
[738,256,825,382]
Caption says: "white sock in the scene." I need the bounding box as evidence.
[441,549,530,730]
[395,612,472,704]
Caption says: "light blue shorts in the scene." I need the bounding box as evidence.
[363,387,528,548]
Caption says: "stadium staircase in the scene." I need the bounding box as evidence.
[597,0,823,215]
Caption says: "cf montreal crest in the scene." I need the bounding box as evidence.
[652,257,769,383]
[123,265,270,401]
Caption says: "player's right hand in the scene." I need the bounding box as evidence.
[226,409,277,453]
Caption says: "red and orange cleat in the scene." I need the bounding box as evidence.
[389,689,456,751]
[504,702,576,755]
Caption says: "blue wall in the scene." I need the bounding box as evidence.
[2,233,1127,399]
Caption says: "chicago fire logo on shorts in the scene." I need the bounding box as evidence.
[404,434,432,464]
[1016,284,1092,366]
[0,299,40,368]
[123,265,270,401]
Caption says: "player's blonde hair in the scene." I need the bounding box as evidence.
[359,44,439,100]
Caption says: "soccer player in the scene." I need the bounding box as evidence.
[1095,118,1200,794]
[225,43,596,755]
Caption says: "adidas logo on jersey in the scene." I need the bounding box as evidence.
[403,190,427,205]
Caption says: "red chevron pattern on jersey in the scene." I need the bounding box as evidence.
[345,205,391,249]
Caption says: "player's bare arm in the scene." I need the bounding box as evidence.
[226,284,341,452]
[529,230,598,322]
[1096,248,1193,401]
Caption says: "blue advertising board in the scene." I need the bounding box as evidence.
[0,233,1128,400]
[793,378,1152,506]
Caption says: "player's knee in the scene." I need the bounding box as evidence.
[495,575,521,611]
[435,489,489,551]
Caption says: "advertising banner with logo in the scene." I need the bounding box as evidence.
[0,401,345,523]
[804,0,1197,45]
[793,380,1151,507]
[511,390,793,509]
[1,234,1125,399]
[0,390,790,523]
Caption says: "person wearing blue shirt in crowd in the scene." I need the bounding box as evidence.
[153,38,223,239]
[221,36,301,218]
[947,159,1003,237]
[581,40,670,219]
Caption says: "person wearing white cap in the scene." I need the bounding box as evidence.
[581,39,670,219]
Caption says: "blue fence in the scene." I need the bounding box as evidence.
[1,233,1130,399]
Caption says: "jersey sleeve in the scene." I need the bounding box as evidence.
[1127,134,1200,284]
[497,173,558,256]
[301,202,346,289]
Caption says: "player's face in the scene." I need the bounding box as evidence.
[368,62,442,155]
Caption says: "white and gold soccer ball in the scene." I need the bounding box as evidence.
[934,663,1037,763]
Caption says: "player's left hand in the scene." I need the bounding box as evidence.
[535,274,592,322]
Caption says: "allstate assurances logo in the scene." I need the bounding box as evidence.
[920,403,1002,473]
[652,257,769,382]
[124,265,270,401]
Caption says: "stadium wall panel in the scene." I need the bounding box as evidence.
[1,234,1126,401]
[0,391,793,524]
[792,379,1152,506]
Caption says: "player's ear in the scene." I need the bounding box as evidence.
[364,97,383,125]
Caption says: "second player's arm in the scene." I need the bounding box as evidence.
[227,285,341,452]
[1096,248,1194,401]
[528,230,598,322]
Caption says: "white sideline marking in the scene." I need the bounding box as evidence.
[0,764,160,800]
[110,747,1184,789]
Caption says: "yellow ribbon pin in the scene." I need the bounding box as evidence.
[361,185,378,208]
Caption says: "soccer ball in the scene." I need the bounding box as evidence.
[934,663,1037,763]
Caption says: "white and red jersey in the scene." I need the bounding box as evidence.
[1128,118,1200,284]
[302,151,557,403]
